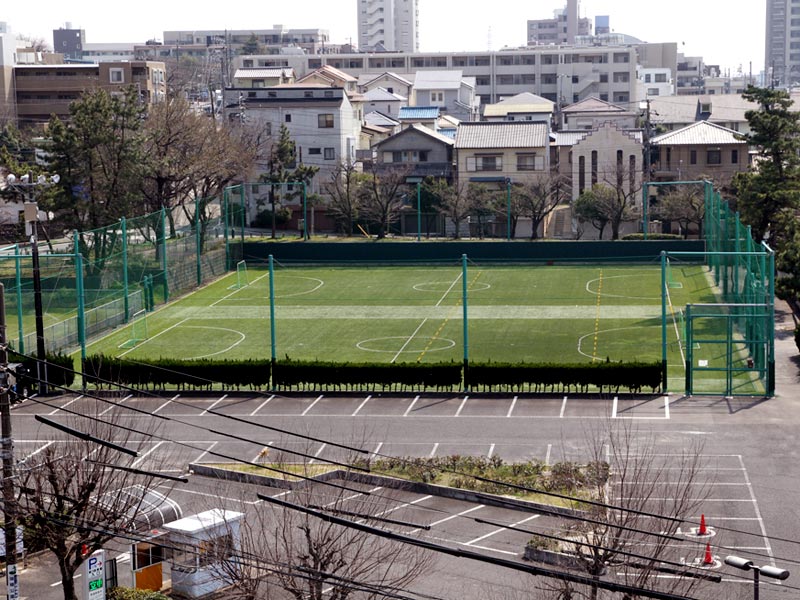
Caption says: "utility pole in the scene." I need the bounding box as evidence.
[0,284,20,600]
[642,98,653,239]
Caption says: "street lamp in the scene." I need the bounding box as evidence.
[5,173,60,396]
[724,556,790,600]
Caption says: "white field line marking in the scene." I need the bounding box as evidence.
[488,444,495,458]
[545,444,552,466]
[210,272,270,307]
[611,396,618,418]
[507,396,518,418]
[665,282,686,365]
[390,270,462,363]
[407,505,484,535]
[309,443,327,464]
[200,394,228,416]
[131,441,165,468]
[429,443,439,458]
[324,486,382,509]
[250,395,274,416]
[739,455,776,564]
[352,395,371,416]
[117,317,189,358]
[48,395,83,416]
[372,442,383,457]
[302,395,324,416]
[559,396,568,418]
[99,394,132,417]
[193,441,218,464]
[465,514,539,546]
[404,395,420,416]
[455,396,469,417]
[153,394,180,415]
[664,395,670,419]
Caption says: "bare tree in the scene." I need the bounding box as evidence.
[426,178,471,239]
[16,408,178,600]
[573,182,638,241]
[516,171,570,240]
[359,165,412,239]
[557,422,713,600]
[324,161,365,236]
[655,186,705,238]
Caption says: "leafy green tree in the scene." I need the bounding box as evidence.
[260,124,319,238]
[573,188,610,240]
[733,85,800,244]
[240,33,262,55]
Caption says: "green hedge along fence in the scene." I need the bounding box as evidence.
[82,355,664,394]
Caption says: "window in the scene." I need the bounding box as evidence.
[109,68,124,83]
[430,91,444,104]
[707,149,722,165]
[648,88,660,96]
[318,114,334,128]
[285,114,292,123]
[591,151,598,185]
[655,73,667,83]
[516,153,537,171]
[690,150,697,165]
[304,91,314,98]
[599,73,608,83]
[644,74,651,83]
[732,149,739,164]
[613,72,630,83]
[578,155,586,193]
[468,155,502,171]
[324,148,335,160]
[309,148,322,155]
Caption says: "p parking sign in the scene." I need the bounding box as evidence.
[81,549,106,600]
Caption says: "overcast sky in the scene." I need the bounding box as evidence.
[3,0,765,75]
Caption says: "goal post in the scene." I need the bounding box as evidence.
[118,309,148,349]
[228,260,248,290]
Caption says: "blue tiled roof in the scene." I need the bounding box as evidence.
[398,106,440,120]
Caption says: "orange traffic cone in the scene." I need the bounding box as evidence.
[699,514,708,536]
[703,543,714,565]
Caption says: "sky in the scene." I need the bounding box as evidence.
[2,0,765,75]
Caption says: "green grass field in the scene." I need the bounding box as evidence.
[80,261,766,394]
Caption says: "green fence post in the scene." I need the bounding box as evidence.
[269,254,277,375]
[121,217,129,322]
[14,244,23,354]
[195,196,202,286]
[303,182,309,241]
[660,251,668,392]
[239,184,246,247]
[767,247,776,397]
[223,187,230,270]
[462,254,469,390]
[160,207,169,303]
[74,230,86,367]
[642,183,649,240]
[685,304,693,395]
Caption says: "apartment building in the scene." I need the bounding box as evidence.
[0,24,15,122]
[235,43,642,107]
[527,0,591,46]
[13,61,166,128]
[766,0,797,86]
[163,27,331,56]
[357,0,419,53]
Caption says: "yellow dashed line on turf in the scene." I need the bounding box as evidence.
[416,271,483,362]
[592,269,603,362]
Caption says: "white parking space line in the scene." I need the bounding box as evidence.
[20,441,54,462]
[408,505,484,535]
[488,444,495,458]
[251,442,273,463]
[99,394,132,417]
[324,486,382,508]
[131,441,165,467]
[250,395,275,416]
[664,395,670,419]
[153,394,180,414]
[193,441,218,464]
[372,442,383,457]
[740,455,776,563]
[352,395,371,416]
[309,443,327,464]
[404,396,420,416]
[429,443,439,458]
[507,396,518,418]
[302,395,324,416]
[611,396,618,418]
[48,395,83,416]
[368,494,433,522]
[52,573,81,587]
[545,444,552,466]
[455,396,469,417]
[466,543,518,556]
[464,514,539,546]
[559,396,568,418]
[200,394,228,416]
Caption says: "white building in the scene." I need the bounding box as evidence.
[357,0,419,53]
[639,68,673,98]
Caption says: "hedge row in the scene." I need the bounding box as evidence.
[83,355,663,394]
[9,351,75,389]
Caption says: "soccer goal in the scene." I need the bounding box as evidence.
[118,309,148,349]
[228,260,249,290]
[665,258,683,289]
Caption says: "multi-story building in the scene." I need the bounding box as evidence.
[235,43,642,107]
[639,68,674,98]
[357,0,419,53]
[527,0,591,46]
[163,27,331,56]
[766,0,796,86]
[0,23,16,122]
[13,61,166,128]
[52,26,85,61]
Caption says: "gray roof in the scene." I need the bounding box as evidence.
[375,123,455,149]
[363,87,407,102]
[650,121,746,145]
[412,70,465,90]
[365,111,400,128]
[233,68,293,79]
[648,95,754,126]
[562,97,634,115]
[359,71,414,87]
[455,122,549,149]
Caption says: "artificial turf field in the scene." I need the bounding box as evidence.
[81,261,765,394]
